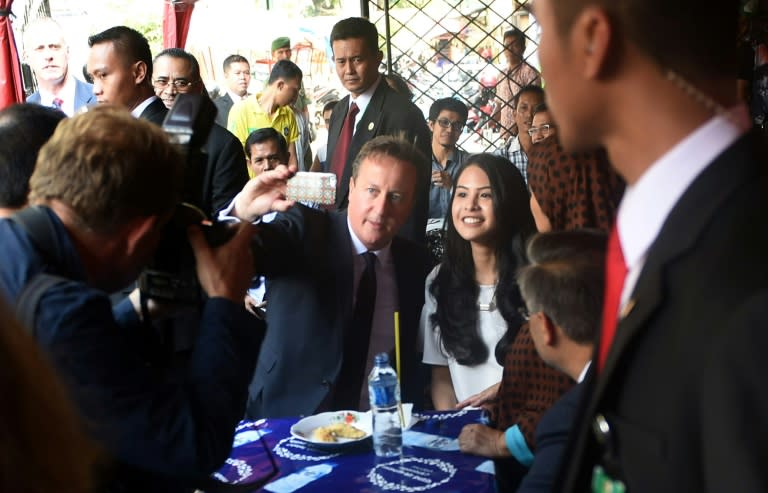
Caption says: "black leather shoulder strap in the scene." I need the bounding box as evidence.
[9,206,71,333]
[15,273,67,335]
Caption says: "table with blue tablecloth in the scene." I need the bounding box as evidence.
[208,409,496,492]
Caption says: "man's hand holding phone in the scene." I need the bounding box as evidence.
[233,164,297,222]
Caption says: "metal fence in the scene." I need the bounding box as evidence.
[366,0,539,153]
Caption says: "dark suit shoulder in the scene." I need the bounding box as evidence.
[139,98,168,126]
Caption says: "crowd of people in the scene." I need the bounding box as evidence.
[1,1,767,492]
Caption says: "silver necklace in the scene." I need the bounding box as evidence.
[478,284,498,312]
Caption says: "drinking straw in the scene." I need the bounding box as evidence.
[394,311,401,378]
[394,312,405,427]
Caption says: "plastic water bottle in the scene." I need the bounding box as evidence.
[368,352,403,457]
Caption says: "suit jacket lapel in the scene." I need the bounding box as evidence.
[592,132,758,400]
[352,82,387,149]
[329,211,354,326]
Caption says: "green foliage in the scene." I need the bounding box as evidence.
[132,20,163,55]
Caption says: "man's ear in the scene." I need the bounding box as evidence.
[124,215,160,257]
[541,313,558,347]
[376,49,384,65]
[572,5,614,79]
[133,60,148,85]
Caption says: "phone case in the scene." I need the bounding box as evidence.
[286,172,337,205]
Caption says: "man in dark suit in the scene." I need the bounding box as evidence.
[230,135,430,418]
[213,54,251,128]
[23,17,95,116]
[514,230,606,492]
[325,17,431,244]
[535,0,768,490]
[152,48,249,216]
[86,26,167,125]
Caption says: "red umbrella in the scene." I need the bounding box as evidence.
[163,0,197,49]
[0,0,25,109]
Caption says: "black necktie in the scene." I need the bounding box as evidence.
[335,252,377,409]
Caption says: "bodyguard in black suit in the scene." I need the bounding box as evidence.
[87,26,167,126]
[153,49,249,216]
[213,54,252,128]
[533,0,768,491]
[213,93,234,128]
[325,17,431,245]
[230,136,430,419]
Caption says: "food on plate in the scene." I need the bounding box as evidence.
[311,423,366,442]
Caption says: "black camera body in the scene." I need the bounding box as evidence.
[138,94,235,304]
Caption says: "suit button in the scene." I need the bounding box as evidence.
[321,379,331,387]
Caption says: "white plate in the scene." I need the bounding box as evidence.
[290,404,414,449]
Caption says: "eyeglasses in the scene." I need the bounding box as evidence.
[527,124,556,137]
[152,78,197,90]
[436,118,464,132]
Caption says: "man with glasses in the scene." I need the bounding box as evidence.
[529,103,557,145]
[152,48,249,217]
[427,97,469,220]
[87,26,167,125]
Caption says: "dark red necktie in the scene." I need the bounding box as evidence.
[597,226,627,372]
[330,102,359,183]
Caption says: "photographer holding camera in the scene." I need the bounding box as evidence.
[0,105,292,492]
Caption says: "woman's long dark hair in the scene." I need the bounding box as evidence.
[429,153,536,366]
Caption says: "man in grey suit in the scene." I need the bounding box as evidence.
[326,17,431,245]
[230,135,429,419]
[534,0,768,491]
[24,17,94,116]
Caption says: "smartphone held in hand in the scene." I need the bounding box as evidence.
[286,172,337,205]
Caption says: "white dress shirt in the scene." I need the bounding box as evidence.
[347,75,382,134]
[616,105,750,313]
[131,95,160,119]
[38,76,77,116]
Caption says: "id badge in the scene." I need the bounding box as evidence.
[592,465,626,493]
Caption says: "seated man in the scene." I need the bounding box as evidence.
[0,104,65,217]
[517,230,606,492]
[230,135,430,418]
[245,127,289,178]
[242,127,290,316]
[0,105,280,492]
